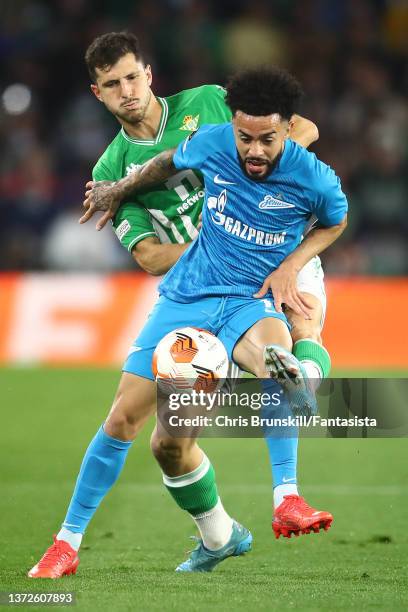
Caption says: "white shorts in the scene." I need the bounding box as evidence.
[296,255,326,327]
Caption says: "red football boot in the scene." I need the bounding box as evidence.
[28,536,79,578]
[272,495,333,539]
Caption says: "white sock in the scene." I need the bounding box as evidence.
[56,527,82,551]
[301,360,322,392]
[274,483,299,508]
[192,498,233,551]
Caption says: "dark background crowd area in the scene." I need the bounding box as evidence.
[1,0,407,274]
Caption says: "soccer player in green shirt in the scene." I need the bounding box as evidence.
[89,34,318,290]
[28,32,332,578]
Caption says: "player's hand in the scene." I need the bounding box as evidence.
[197,212,203,231]
[253,264,313,319]
[80,180,119,230]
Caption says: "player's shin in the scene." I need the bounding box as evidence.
[261,379,299,508]
[163,453,233,551]
[58,425,133,550]
[293,339,331,391]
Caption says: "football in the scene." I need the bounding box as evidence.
[152,327,229,394]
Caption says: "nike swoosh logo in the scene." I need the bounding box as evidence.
[214,174,236,185]
[312,511,322,516]
[282,477,297,483]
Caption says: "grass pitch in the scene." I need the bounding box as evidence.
[0,368,407,610]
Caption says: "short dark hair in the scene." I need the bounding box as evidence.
[225,66,303,120]
[85,31,144,82]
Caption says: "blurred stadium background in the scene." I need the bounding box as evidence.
[1,0,407,369]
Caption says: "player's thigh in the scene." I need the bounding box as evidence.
[285,292,323,344]
[105,372,156,440]
[218,297,291,376]
[233,317,292,377]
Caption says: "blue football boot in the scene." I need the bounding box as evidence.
[176,521,252,572]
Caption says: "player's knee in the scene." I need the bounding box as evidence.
[104,413,139,441]
[104,395,146,441]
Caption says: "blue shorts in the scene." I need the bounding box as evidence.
[123,295,289,380]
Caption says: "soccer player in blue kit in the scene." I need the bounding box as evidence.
[29,67,347,576]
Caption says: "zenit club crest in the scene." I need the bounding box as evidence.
[180,114,199,131]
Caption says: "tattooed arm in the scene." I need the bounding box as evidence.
[80,148,178,230]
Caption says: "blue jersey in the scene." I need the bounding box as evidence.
[159,123,347,302]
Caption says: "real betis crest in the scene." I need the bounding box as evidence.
[180,114,199,131]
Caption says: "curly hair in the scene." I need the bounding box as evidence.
[85,31,144,82]
[225,66,304,120]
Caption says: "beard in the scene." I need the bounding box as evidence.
[238,150,283,182]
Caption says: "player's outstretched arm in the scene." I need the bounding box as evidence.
[254,215,347,318]
[289,115,319,148]
[80,148,178,230]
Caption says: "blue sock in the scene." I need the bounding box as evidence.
[62,426,132,534]
[261,379,298,490]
